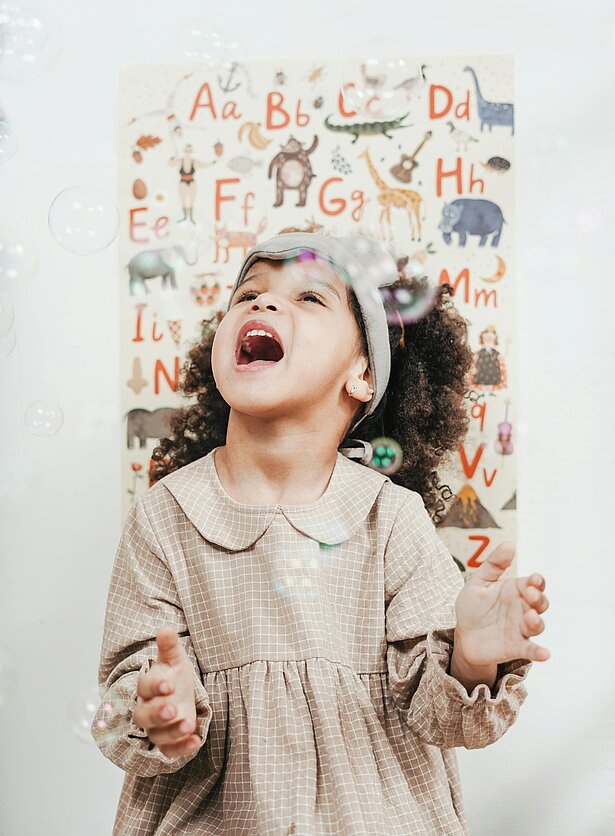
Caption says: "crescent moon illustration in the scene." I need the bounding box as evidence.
[480,255,506,283]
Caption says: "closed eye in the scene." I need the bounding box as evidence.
[234,289,325,305]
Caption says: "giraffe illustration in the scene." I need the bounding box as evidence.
[359,149,424,241]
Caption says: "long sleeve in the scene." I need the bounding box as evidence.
[385,488,532,750]
[91,495,214,777]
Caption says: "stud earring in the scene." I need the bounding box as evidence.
[348,384,357,396]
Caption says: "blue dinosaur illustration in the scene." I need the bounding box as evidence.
[438,198,506,247]
[463,66,514,135]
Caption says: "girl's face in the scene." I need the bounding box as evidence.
[211,257,370,430]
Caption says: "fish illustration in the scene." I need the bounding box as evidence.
[226,156,263,174]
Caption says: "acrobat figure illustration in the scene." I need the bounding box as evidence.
[468,325,508,393]
[168,144,216,224]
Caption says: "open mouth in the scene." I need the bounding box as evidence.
[235,328,285,366]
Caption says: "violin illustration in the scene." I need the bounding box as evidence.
[494,398,514,455]
[390,130,432,183]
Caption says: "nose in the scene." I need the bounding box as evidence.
[250,292,278,312]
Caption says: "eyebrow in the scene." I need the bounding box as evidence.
[238,272,342,302]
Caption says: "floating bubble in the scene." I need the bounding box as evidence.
[341,234,399,291]
[339,37,426,120]
[0,119,17,162]
[24,400,63,436]
[0,324,16,357]
[68,684,125,747]
[48,186,120,255]
[368,436,403,475]
[297,236,398,296]
[0,236,38,289]
[0,1,61,81]
[270,536,346,602]
[0,292,14,334]
[178,19,239,67]
[379,273,439,325]
[0,2,48,52]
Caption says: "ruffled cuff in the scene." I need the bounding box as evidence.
[92,657,213,777]
[438,649,532,706]
[392,629,532,750]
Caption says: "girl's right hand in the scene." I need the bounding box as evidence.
[133,624,202,758]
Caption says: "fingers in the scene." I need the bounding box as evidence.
[137,700,200,752]
[472,541,515,586]
[519,580,549,614]
[137,668,175,701]
[522,639,551,662]
[133,694,179,730]
[156,625,186,667]
[149,717,198,747]
[158,733,202,759]
[523,607,545,637]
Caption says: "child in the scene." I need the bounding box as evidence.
[93,227,550,835]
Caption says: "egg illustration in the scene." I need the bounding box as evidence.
[132,178,147,200]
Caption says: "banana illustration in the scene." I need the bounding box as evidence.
[238,121,271,150]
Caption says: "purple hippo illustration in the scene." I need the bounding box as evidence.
[438,198,506,247]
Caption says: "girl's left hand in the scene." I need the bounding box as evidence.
[454,541,551,667]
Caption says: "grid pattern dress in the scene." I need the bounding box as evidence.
[93,446,532,835]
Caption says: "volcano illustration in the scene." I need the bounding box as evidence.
[437,484,501,529]
[501,491,516,510]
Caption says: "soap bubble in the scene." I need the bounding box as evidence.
[178,19,239,67]
[379,272,439,324]
[0,1,48,53]
[368,436,403,475]
[69,684,124,747]
[339,37,426,120]
[48,186,120,255]
[0,236,38,289]
[0,291,14,334]
[25,400,63,436]
[0,324,16,357]
[0,1,61,81]
[0,119,17,162]
[293,235,398,300]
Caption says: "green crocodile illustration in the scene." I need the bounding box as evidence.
[324,113,412,143]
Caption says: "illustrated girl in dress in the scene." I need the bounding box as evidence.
[468,324,508,393]
[93,225,549,835]
[168,143,216,225]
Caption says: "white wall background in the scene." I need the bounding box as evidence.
[0,1,613,834]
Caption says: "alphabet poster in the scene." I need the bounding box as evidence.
[119,55,516,576]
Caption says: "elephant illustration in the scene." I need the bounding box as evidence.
[438,198,506,247]
[126,407,179,449]
[127,243,198,295]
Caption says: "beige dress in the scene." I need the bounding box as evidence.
[93,446,531,835]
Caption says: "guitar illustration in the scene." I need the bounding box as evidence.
[390,130,432,183]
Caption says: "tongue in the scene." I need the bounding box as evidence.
[239,334,283,364]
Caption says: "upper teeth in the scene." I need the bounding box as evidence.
[243,329,276,340]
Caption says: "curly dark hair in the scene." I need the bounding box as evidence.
[150,224,473,525]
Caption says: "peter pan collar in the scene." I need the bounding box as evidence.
[160,446,389,551]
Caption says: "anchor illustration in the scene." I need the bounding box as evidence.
[218,62,241,93]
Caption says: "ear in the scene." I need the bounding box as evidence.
[347,359,374,402]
